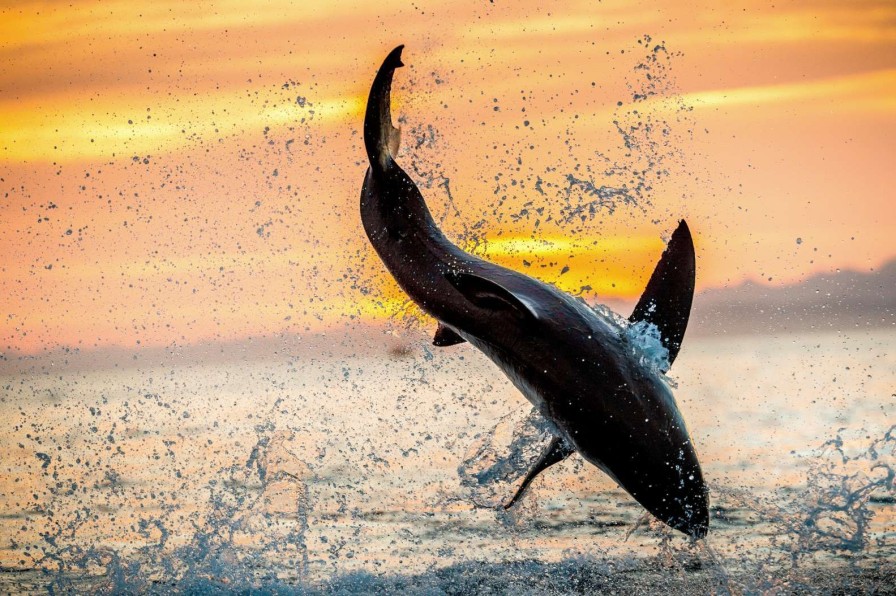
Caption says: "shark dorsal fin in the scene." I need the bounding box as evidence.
[433,323,466,347]
[448,272,539,321]
[629,220,696,368]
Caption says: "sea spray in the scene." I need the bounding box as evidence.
[624,320,672,375]
[457,408,558,510]
[713,425,895,593]
[458,421,895,595]
[349,35,703,324]
[1,347,891,593]
[35,423,313,593]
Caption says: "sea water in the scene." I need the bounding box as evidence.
[0,328,893,593]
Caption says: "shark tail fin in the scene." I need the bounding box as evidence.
[629,220,696,369]
[364,45,404,170]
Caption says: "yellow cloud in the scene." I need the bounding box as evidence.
[680,69,896,111]
[0,0,405,51]
[467,233,668,298]
[721,6,896,45]
[477,234,664,258]
[0,90,364,162]
[461,12,661,41]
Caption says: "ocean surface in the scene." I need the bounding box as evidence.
[0,328,893,593]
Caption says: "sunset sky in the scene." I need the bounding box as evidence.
[1,0,894,353]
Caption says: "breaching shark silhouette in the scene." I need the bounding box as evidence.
[360,46,709,538]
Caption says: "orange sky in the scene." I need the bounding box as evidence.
[1,0,894,353]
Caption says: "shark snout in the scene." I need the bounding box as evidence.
[632,450,709,539]
[585,408,709,538]
[629,378,709,538]
[664,478,710,539]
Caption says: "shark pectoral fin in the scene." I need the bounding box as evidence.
[448,272,539,321]
[503,436,574,509]
[433,323,466,347]
[629,220,696,369]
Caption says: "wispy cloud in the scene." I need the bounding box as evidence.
[0,90,363,161]
[708,5,896,45]
[0,0,402,51]
[680,69,896,112]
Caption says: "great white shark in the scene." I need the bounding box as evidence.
[360,46,709,538]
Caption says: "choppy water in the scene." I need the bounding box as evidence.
[0,328,893,593]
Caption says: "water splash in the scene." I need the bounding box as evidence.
[29,424,312,593]
[624,320,672,375]
[637,427,896,594]
[714,425,896,593]
[457,408,556,509]
[586,302,675,380]
[1,343,892,594]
